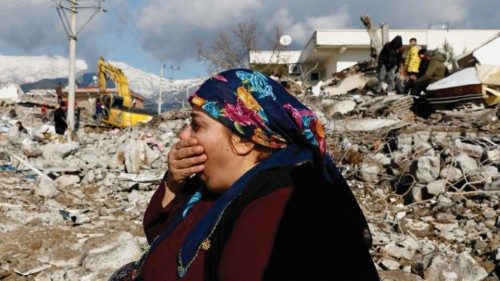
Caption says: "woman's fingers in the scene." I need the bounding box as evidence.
[175,154,207,169]
[167,135,206,184]
[173,144,204,160]
[174,163,205,177]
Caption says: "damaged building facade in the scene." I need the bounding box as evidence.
[250,29,500,83]
[0,19,499,281]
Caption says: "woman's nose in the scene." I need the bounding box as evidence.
[179,124,193,140]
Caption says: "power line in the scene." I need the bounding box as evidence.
[1,0,52,27]
[107,0,159,60]
[130,0,172,61]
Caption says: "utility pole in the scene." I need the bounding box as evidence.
[67,0,77,132]
[158,64,165,115]
[168,65,180,109]
[55,0,104,132]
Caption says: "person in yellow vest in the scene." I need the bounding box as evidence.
[403,38,421,94]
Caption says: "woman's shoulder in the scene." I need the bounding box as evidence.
[233,163,319,222]
[240,187,293,217]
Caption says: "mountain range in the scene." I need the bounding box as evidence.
[0,55,205,100]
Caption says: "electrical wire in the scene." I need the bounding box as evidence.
[130,0,172,61]
[108,0,159,59]
[0,0,52,27]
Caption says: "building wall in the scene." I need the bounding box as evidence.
[425,30,499,55]
[312,29,500,76]
[249,29,499,84]
[336,49,372,72]
[322,53,338,80]
[249,50,302,64]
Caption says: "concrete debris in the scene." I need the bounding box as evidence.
[456,32,500,67]
[14,264,52,276]
[1,64,499,280]
[323,100,357,117]
[323,73,371,96]
[330,118,405,132]
[300,57,498,278]
[427,65,500,106]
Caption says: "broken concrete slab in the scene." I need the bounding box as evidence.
[54,175,80,188]
[82,231,142,272]
[323,73,370,96]
[118,172,164,183]
[35,178,59,199]
[427,65,500,106]
[323,100,357,117]
[456,32,500,67]
[331,118,405,132]
[413,156,440,184]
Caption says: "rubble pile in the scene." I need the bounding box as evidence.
[0,90,498,280]
[305,89,499,280]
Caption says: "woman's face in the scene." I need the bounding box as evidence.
[189,109,241,193]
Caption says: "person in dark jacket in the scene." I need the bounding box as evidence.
[411,50,447,96]
[15,121,28,134]
[55,82,63,104]
[94,98,104,126]
[53,102,67,135]
[376,35,404,93]
[109,69,379,281]
[416,49,429,78]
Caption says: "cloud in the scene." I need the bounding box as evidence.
[272,6,350,44]
[133,0,263,61]
[136,1,353,61]
[349,0,470,28]
[0,0,499,77]
[0,0,64,52]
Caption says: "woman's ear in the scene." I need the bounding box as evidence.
[230,134,255,156]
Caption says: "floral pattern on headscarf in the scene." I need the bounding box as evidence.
[174,69,342,279]
[190,69,327,154]
[236,70,276,100]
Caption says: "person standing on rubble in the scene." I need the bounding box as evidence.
[416,49,429,78]
[109,69,379,281]
[8,121,28,141]
[15,121,28,134]
[410,50,446,96]
[403,38,421,94]
[94,98,103,126]
[41,104,49,122]
[55,82,63,104]
[53,102,67,135]
[376,35,404,94]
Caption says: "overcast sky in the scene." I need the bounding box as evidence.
[1,0,499,78]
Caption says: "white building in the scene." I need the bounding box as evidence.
[0,83,24,102]
[250,29,500,83]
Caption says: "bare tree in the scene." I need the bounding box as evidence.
[196,20,288,76]
[196,20,259,73]
[257,24,290,77]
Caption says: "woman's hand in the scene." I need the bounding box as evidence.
[162,125,206,206]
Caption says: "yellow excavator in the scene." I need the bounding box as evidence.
[97,57,154,127]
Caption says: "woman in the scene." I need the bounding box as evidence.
[111,69,379,280]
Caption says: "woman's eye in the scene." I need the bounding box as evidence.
[191,122,200,131]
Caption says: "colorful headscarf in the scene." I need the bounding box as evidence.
[190,69,327,155]
[140,69,342,278]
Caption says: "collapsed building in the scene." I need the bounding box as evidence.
[0,18,499,281]
[0,71,499,280]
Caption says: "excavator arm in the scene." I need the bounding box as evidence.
[95,57,153,127]
[97,57,133,108]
